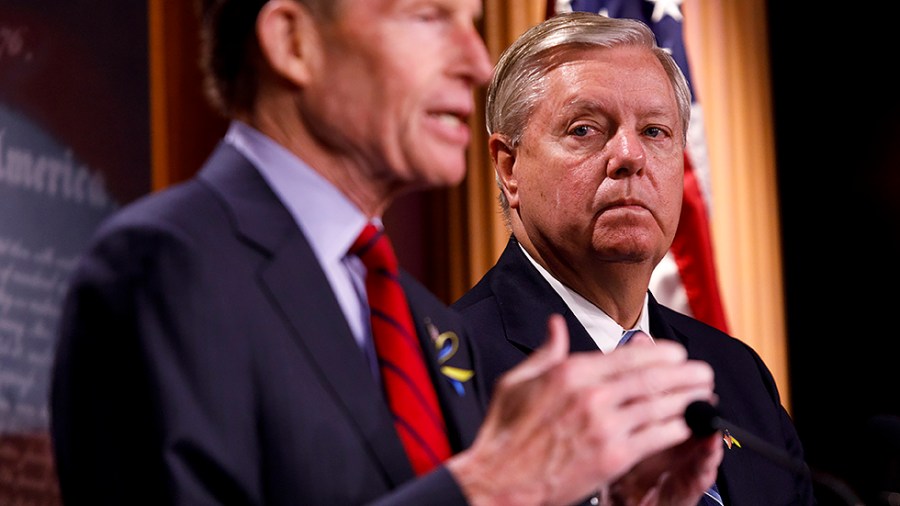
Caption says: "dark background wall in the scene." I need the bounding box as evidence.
[768,3,900,504]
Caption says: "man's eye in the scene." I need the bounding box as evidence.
[413,7,448,23]
[645,126,662,138]
[571,125,590,137]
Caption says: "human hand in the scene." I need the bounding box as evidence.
[447,314,716,506]
[604,334,723,506]
[606,431,723,506]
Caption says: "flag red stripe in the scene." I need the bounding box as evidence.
[669,153,729,333]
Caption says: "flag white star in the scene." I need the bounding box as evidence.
[647,0,683,23]
[555,0,573,13]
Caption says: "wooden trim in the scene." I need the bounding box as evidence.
[148,1,168,191]
[148,3,228,192]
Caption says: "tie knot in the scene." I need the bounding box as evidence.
[351,223,398,274]
[618,329,652,347]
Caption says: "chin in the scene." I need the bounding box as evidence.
[441,165,467,187]
[417,157,468,188]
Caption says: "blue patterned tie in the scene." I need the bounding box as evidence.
[618,330,724,506]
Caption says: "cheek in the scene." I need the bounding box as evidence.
[568,172,602,211]
[660,172,684,232]
[567,158,609,202]
[534,169,592,210]
[516,142,599,211]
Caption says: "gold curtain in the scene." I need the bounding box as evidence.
[446,0,790,409]
[682,0,789,409]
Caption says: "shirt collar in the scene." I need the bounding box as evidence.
[518,241,650,353]
[224,120,369,264]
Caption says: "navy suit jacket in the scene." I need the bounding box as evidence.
[51,143,486,505]
[453,237,816,506]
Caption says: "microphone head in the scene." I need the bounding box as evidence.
[685,400,720,437]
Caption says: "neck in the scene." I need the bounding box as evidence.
[515,234,652,329]
[238,106,398,218]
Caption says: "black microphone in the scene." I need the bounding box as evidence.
[684,400,864,506]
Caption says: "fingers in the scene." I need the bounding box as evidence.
[602,358,715,410]
[602,402,694,464]
[548,338,695,393]
[609,434,724,505]
[659,434,724,503]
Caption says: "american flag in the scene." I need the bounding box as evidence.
[550,0,730,333]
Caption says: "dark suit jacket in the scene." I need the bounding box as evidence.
[50,143,486,505]
[453,237,816,506]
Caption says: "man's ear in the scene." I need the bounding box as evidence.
[256,0,321,86]
[489,133,520,210]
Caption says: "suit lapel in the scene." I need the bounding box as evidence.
[261,238,414,484]
[489,238,598,353]
[403,275,483,450]
[646,296,681,345]
[198,144,413,485]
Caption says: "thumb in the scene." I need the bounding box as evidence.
[500,313,570,384]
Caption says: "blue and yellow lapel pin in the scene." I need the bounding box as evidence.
[426,320,474,396]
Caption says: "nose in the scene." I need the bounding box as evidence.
[455,23,494,86]
[606,129,646,179]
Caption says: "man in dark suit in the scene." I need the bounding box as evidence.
[453,12,817,505]
[50,2,725,505]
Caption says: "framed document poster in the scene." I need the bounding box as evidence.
[0,2,151,502]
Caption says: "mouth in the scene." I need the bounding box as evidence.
[597,198,654,223]
[434,112,466,128]
[427,109,472,145]
[605,198,646,210]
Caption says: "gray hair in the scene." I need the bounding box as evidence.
[487,11,691,144]
[485,11,692,217]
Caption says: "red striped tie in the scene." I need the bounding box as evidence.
[351,223,452,475]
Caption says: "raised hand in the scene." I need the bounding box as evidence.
[447,314,717,506]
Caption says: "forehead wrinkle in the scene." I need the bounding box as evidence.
[547,50,677,119]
